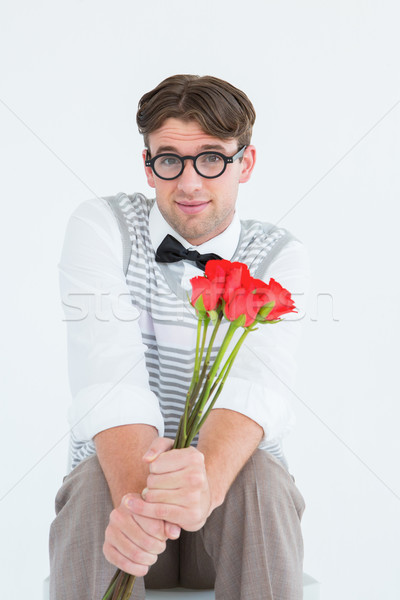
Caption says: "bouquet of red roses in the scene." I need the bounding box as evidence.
[102,259,296,599]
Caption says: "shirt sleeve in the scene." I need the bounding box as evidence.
[59,197,164,442]
[212,239,311,445]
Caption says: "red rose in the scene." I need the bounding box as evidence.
[257,278,297,321]
[191,260,239,317]
[204,259,233,287]
[223,262,252,304]
[190,276,222,313]
[224,287,259,326]
[223,278,268,326]
[192,261,296,326]
[223,275,297,327]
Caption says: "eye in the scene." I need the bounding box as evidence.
[200,153,222,164]
[159,155,181,167]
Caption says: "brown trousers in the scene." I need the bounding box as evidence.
[49,450,305,600]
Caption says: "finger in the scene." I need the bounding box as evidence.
[142,486,194,508]
[133,512,181,541]
[108,506,166,555]
[165,521,181,540]
[131,512,170,541]
[149,446,204,475]
[146,460,208,491]
[127,494,179,522]
[143,437,174,464]
[105,525,162,565]
[104,513,163,577]
[103,543,150,577]
[121,495,168,541]
[128,494,204,531]
[122,495,181,542]
[146,470,186,491]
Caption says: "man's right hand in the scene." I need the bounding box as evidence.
[103,492,181,577]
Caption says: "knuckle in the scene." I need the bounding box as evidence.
[188,470,203,487]
[137,564,150,576]
[192,449,205,464]
[120,557,148,577]
[144,489,156,503]
[148,552,159,565]
[148,519,165,539]
[149,460,161,474]
[189,507,203,525]
[109,509,122,527]
[104,526,113,543]
[187,490,200,505]
[128,547,143,563]
[147,473,156,487]
[162,438,174,451]
[155,504,167,520]
[103,542,118,565]
[156,520,167,537]
[102,541,110,559]
[129,547,156,567]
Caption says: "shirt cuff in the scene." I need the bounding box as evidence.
[68,382,165,441]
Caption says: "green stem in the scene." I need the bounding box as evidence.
[173,317,210,449]
[197,318,209,374]
[185,321,240,446]
[121,575,136,600]
[187,319,209,412]
[209,327,250,397]
[196,328,251,432]
[185,313,224,435]
[187,353,209,417]
[203,311,223,367]
[186,317,203,401]
[101,568,120,600]
[111,570,127,599]
[173,414,184,449]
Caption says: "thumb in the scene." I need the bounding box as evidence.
[142,437,174,464]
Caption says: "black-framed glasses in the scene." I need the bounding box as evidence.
[145,146,247,180]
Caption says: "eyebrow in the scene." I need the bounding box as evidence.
[154,144,229,155]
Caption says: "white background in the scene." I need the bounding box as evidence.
[1,1,399,598]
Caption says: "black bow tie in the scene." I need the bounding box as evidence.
[155,234,222,271]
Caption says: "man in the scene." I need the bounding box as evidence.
[50,74,309,600]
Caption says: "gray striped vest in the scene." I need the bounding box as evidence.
[69,192,295,470]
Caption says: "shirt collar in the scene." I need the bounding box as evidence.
[149,200,241,260]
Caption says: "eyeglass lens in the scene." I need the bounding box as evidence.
[153,153,225,179]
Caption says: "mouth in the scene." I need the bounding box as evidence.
[176,200,211,215]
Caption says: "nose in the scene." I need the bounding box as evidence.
[176,159,203,193]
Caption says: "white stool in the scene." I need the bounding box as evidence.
[43,573,320,599]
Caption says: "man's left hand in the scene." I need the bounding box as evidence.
[127,437,212,532]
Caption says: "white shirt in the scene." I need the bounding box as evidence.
[59,196,310,448]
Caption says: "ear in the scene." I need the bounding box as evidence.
[239,145,256,183]
[142,149,156,189]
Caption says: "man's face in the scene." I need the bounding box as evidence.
[143,118,256,245]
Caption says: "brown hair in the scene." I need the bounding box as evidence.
[136,74,256,151]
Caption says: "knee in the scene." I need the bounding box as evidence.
[49,456,120,599]
[50,454,113,553]
[54,454,111,514]
[229,449,306,521]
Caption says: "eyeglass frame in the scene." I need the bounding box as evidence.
[145,145,247,180]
